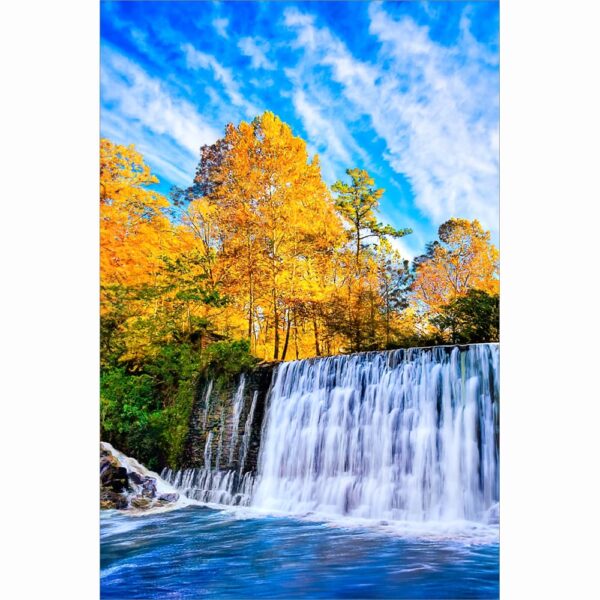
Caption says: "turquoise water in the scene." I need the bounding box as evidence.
[100,505,499,599]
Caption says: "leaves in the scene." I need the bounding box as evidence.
[412,218,499,343]
[100,124,499,364]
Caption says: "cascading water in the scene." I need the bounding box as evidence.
[165,344,499,525]
[239,391,258,476]
[162,375,257,506]
[252,344,499,523]
[228,375,245,464]
[201,380,213,430]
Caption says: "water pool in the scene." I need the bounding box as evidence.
[101,505,499,599]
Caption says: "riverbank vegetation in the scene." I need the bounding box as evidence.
[100,111,499,466]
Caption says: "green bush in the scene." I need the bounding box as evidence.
[100,342,202,470]
[100,367,164,468]
[431,290,499,344]
[201,339,258,376]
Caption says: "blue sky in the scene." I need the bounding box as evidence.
[101,1,499,259]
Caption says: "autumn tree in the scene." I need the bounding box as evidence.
[100,139,173,364]
[100,138,170,289]
[192,112,344,360]
[331,168,412,352]
[412,218,499,342]
[100,138,226,366]
[413,218,499,310]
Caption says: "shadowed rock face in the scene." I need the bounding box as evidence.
[158,364,276,507]
[180,363,276,475]
[100,443,180,511]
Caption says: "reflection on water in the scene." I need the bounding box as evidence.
[101,505,499,599]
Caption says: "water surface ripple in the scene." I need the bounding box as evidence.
[101,505,499,599]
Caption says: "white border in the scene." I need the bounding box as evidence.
[3,0,600,597]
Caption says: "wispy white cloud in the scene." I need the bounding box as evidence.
[181,43,260,118]
[212,17,229,39]
[238,37,275,70]
[101,47,220,184]
[291,90,352,170]
[283,5,499,234]
[283,39,375,184]
[102,108,198,188]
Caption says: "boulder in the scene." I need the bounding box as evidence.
[100,457,129,493]
[141,477,157,498]
[100,443,178,512]
[157,493,179,504]
[100,490,128,510]
[128,471,145,485]
[130,496,151,509]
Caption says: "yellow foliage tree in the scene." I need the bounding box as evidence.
[199,112,344,360]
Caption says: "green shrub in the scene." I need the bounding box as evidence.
[201,339,258,376]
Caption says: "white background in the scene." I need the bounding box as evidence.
[1,1,599,598]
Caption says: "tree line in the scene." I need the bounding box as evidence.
[101,111,498,366]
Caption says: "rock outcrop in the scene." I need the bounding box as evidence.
[100,442,180,511]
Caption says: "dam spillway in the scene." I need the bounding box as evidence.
[162,344,499,524]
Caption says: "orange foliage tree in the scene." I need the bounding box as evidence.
[411,218,499,337]
[101,117,498,364]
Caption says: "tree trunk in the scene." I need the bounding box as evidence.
[280,310,292,361]
[248,271,254,348]
[369,292,376,349]
[273,291,280,360]
[312,314,321,357]
[355,223,361,269]
[294,312,300,360]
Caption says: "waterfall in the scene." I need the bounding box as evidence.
[252,344,499,522]
[201,380,213,430]
[165,344,499,524]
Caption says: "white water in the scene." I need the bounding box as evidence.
[162,376,257,506]
[239,391,258,476]
[229,374,246,463]
[251,344,499,523]
[201,380,213,430]
[162,467,255,506]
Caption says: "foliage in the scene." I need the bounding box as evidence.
[332,168,411,265]
[100,367,164,469]
[430,290,499,344]
[412,218,499,312]
[410,218,499,342]
[100,342,201,470]
[329,170,413,352]
[201,339,259,376]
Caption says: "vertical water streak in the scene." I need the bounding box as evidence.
[203,431,213,469]
[201,380,214,430]
[229,375,246,464]
[215,408,225,471]
[239,391,258,476]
